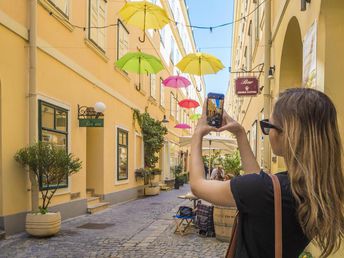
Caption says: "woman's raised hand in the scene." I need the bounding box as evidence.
[217,111,244,136]
[194,101,218,137]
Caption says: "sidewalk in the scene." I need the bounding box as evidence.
[0,185,228,258]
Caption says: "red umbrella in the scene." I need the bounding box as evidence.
[178,99,200,109]
[175,123,192,129]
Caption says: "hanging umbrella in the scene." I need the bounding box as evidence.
[178,99,200,109]
[190,113,201,121]
[175,123,192,129]
[176,52,224,91]
[162,75,191,88]
[118,1,170,42]
[115,52,164,90]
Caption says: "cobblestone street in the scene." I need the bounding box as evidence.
[0,186,228,258]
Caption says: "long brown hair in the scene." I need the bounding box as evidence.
[273,88,344,257]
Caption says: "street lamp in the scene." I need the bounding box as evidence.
[161,115,169,123]
[268,65,275,79]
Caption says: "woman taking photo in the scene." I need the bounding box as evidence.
[190,88,344,257]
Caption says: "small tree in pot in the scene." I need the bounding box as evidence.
[133,109,167,195]
[14,142,82,237]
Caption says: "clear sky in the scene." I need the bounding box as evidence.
[185,0,234,95]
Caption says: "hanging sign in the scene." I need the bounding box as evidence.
[235,77,259,96]
[79,119,104,127]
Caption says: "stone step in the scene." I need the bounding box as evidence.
[87,196,100,206]
[87,202,109,214]
[86,190,94,198]
[0,230,5,240]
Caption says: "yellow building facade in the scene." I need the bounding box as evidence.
[0,0,205,235]
[227,0,344,256]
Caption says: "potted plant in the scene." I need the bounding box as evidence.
[132,109,167,196]
[222,150,242,179]
[14,142,82,237]
[174,164,183,189]
[213,150,241,242]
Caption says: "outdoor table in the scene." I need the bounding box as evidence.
[178,193,199,209]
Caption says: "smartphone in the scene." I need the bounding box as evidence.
[206,93,224,128]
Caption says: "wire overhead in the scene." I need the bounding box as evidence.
[49,0,267,32]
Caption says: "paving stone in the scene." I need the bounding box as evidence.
[0,185,227,257]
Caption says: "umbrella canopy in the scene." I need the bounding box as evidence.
[115,52,164,74]
[176,52,225,76]
[189,113,201,121]
[178,99,200,109]
[162,75,191,88]
[118,1,169,42]
[175,123,192,129]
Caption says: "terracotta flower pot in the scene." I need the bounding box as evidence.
[26,212,61,237]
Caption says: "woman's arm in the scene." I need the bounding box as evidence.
[189,104,260,206]
[190,131,236,207]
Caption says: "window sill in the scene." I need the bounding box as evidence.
[137,87,147,96]
[84,38,109,63]
[114,180,129,186]
[114,66,130,82]
[39,0,74,31]
[148,96,157,105]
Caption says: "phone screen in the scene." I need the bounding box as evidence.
[207,93,224,128]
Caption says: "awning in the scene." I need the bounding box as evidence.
[179,135,237,153]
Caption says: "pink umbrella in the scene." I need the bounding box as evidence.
[178,99,200,109]
[175,123,192,129]
[162,75,191,88]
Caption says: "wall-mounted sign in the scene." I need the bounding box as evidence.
[78,105,104,127]
[235,77,259,96]
[79,119,104,127]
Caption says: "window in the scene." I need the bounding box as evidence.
[176,104,180,122]
[160,78,165,107]
[251,121,257,157]
[255,0,260,40]
[48,0,69,17]
[150,74,157,99]
[38,100,68,190]
[170,37,175,64]
[117,20,129,60]
[160,26,166,47]
[88,0,107,52]
[117,128,128,181]
[170,92,175,117]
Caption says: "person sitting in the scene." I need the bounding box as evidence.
[210,165,224,181]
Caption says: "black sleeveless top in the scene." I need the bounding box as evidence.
[230,171,310,258]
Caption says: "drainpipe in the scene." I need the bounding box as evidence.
[263,0,272,172]
[29,0,39,212]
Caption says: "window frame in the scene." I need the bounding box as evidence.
[160,77,165,107]
[38,100,69,190]
[47,0,69,18]
[150,73,157,100]
[88,0,107,53]
[117,128,129,181]
[117,19,129,61]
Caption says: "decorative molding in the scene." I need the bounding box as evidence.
[0,10,28,40]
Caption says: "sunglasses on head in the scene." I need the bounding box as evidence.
[259,119,283,135]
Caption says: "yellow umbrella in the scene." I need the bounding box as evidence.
[118,1,169,42]
[176,53,225,76]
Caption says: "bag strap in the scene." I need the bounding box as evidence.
[269,174,283,258]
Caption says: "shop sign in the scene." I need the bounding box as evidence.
[79,119,104,127]
[235,77,259,96]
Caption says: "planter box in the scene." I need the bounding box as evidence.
[164,179,175,189]
[144,186,160,196]
[26,212,61,237]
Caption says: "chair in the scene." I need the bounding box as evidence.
[173,206,195,235]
